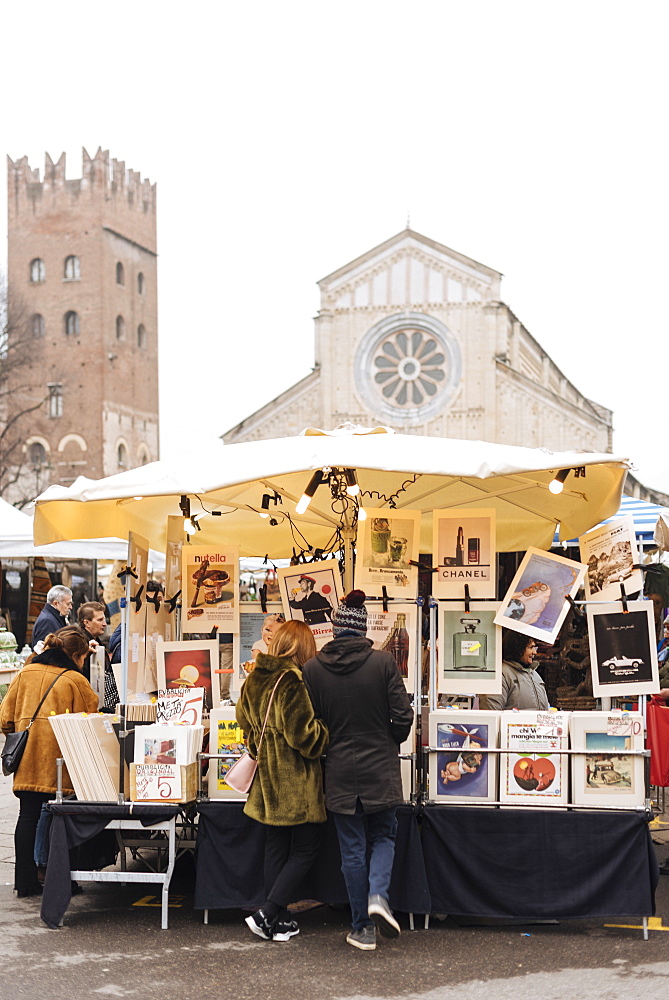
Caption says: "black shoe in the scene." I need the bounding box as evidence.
[71,882,84,895]
[346,925,376,950]
[273,918,300,941]
[16,885,43,898]
[245,909,276,940]
[368,894,400,938]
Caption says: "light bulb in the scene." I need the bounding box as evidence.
[548,480,564,495]
[296,494,312,515]
[184,518,197,535]
[358,506,367,521]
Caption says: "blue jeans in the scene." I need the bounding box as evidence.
[332,799,398,931]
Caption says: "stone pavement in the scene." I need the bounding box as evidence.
[0,739,17,891]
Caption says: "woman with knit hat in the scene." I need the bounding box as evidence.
[302,590,413,951]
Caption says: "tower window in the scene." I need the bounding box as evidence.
[32,314,45,338]
[64,255,80,280]
[29,442,47,468]
[137,324,146,349]
[47,383,63,418]
[117,442,128,468]
[116,315,126,341]
[137,272,145,295]
[30,258,45,283]
[116,261,125,285]
[64,311,80,336]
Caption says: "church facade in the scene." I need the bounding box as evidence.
[223,228,613,455]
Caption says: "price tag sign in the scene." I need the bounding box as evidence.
[156,688,205,726]
[535,712,567,737]
[606,715,636,737]
[134,763,182,800]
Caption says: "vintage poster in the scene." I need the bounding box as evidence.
[500,711,569,806]
[278,560,343,649]
[126,532,150,699]
[233,604,286,692]
[182,544,239,634]
[579,515,643,603]
[495,546,586,645]
[207,708,247,800]
[587,601,659,697]
[354,510,421,598]
[366,604,417,693]
[156,639,220,711]
[438,603,502,696]
[428,710,499,804]
[569,711,645,808]
[433,509,497,599]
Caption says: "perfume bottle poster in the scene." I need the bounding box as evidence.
[355,510,421,598]
[366,604,417,693]
[433,509,496,599]
[437,603,502,695]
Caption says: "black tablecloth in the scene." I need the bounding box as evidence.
[194,802,431,914]
[421,806,658,919]
[41,802,179,929]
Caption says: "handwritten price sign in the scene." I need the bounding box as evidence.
[134,763,182,800]
[157,688,204,726]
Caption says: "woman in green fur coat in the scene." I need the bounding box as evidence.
[236,620,328,942]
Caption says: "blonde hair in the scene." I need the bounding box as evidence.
[267,619,316,667]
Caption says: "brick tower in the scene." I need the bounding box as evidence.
[6,147,159,499]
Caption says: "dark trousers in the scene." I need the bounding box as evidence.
[263,823,323,916]
[332,800,398,931]
[14,790,51,892]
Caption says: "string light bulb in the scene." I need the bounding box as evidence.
[296,471,324,515]
[548,469,570,495]
[358,506,367,522]
[344,469,360,497]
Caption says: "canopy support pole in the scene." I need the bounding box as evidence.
[342,526,356,593]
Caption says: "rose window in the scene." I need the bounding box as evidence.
[373,328,446,408]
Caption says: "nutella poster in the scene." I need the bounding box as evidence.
[181,545,239,634]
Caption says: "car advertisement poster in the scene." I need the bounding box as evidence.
[587,601,659,697]
[494,547,587,645]
[579,515,643,603]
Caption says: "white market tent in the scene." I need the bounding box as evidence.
[32,426,630,572]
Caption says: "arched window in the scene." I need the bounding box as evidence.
[137,272,145,295]
[32,314,45,338]
[137,324,146,349]
[64,311,80,336]
[29,442,47,468]
[138,446,150,466]
[64,255,80,280]
[117,442,128,468]
[116,261,124,285]
[116,315,126,341]
[30,258,45,283]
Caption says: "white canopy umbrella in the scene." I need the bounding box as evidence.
[32,426,629,571]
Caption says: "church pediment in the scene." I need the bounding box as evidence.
[318,228,502,311]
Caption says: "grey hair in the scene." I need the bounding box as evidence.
[47,585,72,605]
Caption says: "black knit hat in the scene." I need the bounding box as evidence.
[332,590,368,636]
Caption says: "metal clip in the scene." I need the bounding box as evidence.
[381,586,389,613]
[464,583,471,613]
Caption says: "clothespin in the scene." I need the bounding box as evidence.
[381,586,389,613]
[620,581,628,612]
[259,584,268,613]
[566,594,584,618]
[409,559,438,574]
[117,563,138,583]
[464,584,471,613]
[129,584,144,612]
[165,590,181,614]
[146,593,161,612]
[209,625,218,639]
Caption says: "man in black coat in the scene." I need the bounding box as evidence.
[302,590,413,952]
[31,586,72,650]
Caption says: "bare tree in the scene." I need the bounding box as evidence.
[0,272,49,505]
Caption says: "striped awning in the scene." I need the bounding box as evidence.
[555,495,669,547]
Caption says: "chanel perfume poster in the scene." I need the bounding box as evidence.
[182,545,239,634]
[433,509,496,599]
[437,603,502,695]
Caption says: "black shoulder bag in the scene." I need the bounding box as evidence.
[2,668,72,776]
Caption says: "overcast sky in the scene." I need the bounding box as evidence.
[1,1,666,491]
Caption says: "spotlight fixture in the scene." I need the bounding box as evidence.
[344,469,360,497]
[259,494,271,519]
[548,469,570,495]
[296,471,324,515]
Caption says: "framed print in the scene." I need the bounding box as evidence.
[182,545,239,635]
[278,559,343,649]
[355,510,421,598]
[127,531,150,698]
[208,707,247,800]
[428,710,499,804]
[579,516,643,603]
[433,509,497,599]
[495,546,586,645]
[366,603,417,693]
[499,711,569,807]
[232,604,286,694]
[587,601,659,697]
[156,639,220,711]
[437,603,502,695]
[570,711,645,808]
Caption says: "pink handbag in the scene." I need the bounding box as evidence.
[225,672,287,794]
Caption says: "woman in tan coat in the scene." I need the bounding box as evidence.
[236,620,328,942]
[0,627,98,896]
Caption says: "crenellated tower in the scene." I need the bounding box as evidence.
[6,147,159,499]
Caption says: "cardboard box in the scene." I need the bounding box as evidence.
[129,761,199,803]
